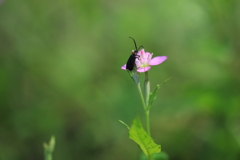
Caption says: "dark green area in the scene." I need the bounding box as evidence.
[0,0,240,160]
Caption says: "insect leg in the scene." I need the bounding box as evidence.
[136,55,140,60]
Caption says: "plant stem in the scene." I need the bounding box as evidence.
[137,83,147,111]
[135,72,154,160]
[144,71,151,136]
[136,72,151,136]
[44,154,52,160]
[144,72,150,107]
[146,110,150,136]
[43,136,55,160]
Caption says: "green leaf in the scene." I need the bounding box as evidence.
[147,77,171,111]
[119,120,130,130]
[147,84,161,111]
[129,117,161,158]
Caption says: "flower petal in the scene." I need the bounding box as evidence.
[137,66,151,72]
[137,49,145,56]
[149,56,167,66]
[121,64,127,70]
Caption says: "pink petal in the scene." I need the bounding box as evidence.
[137,49,145,56]
[121,64,127,70]
[149,56,167,66]
[146,52,153,61]
[137,67,151,72]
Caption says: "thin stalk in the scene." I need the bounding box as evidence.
[43,136,55,160]
[144,71,150,107]
[144,71,151,136]
[146,110,150,136]
[44,154,52,160]
[136,83,147,111]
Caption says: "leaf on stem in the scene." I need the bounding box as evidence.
[147,77,171,111]
[129,117,161,158]
[147,84,160,111]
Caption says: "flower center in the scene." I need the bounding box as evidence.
[140,62,149,68]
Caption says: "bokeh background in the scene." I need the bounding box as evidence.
[1,0,240,160]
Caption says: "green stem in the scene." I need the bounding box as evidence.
[137,83,147,111]
[144,72,150,107]
[136,72,151,136]
[43,136,55,160]
[136,72,152,160]
[144,71,151,136]
[44,154,52,160]
[146,110,150,136]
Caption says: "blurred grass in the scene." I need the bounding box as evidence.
[0,0,240,160]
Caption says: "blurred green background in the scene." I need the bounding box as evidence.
[0,0,240,160]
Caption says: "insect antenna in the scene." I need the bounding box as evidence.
[138,45,144,50]
[129,37,138,51]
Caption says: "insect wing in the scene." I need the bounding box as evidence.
[126,54,136,71]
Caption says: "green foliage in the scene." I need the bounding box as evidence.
[43,136,55,160]
[147,78,171,111]
[147,84,161,111]
[129,117,161,159]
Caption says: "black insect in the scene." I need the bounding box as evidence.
[126,37,143,71]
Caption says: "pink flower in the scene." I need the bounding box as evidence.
[121,49,167,72]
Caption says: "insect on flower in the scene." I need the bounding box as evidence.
[126,37,143,71]
[121,38,168,72]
